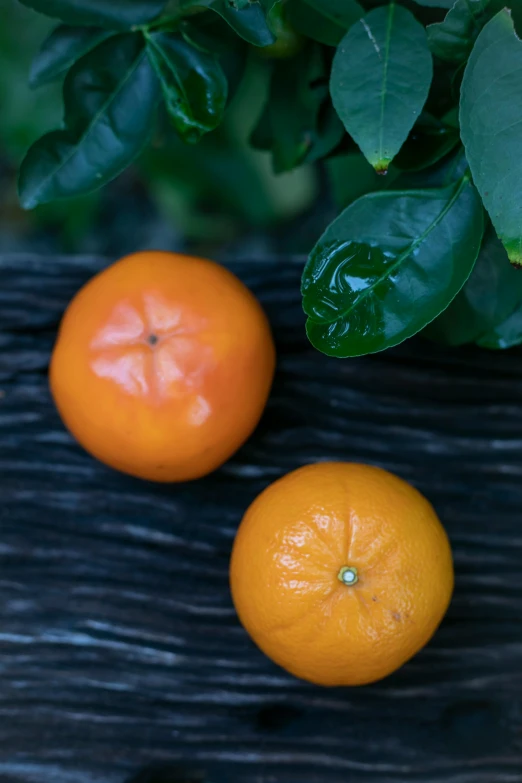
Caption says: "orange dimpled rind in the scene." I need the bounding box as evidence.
[230,462,454,687]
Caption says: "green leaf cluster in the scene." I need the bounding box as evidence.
[18,0,255,207]
[18,0,522,356]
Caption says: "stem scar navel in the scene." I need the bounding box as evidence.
[338,566,358,586]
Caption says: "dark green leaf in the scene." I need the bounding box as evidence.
[179,15,233,55]
[330,5,433,172]
[181,0,276,46]
[19,0,166,28]
[19,33,159,208]
[427,0,522,62]
[460,10,522,266]
[302,176,484,357]
[394,112,460,171]
[428,0,491,63]
[250,44,344,172]
[426,228,522,347]
[179,16,247,101]
[30,24,113,87]
[146,31,227,143]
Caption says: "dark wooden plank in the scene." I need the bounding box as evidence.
[1,254,522,783]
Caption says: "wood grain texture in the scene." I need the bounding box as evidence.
[1,254,522,783]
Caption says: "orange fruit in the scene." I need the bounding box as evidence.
[230,462,454,686]
[50,251,275,482]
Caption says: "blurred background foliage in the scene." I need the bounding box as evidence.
[0,0,327,257]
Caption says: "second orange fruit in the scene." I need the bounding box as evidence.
[50,251,275,482]
[230,462,454,686]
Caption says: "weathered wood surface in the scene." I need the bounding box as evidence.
[1,254,522,783]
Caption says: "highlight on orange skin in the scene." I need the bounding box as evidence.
[89,294,215,416]
[50,251,276,482]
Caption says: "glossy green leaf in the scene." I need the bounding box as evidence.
[330,5,433,172]
[181,0,276,46]
[302,177,484,357]
[19,33,159,208]
[179,16,247,101]
[460,11,522,266]
[146,31,227,143]
[426,229,522,347]
[30,24,113,87]
[19,0,166,28]
[250,44,344,172]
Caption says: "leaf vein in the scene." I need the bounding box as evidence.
[311,178,470,326]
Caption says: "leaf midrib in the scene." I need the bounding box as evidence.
[147,32,222,132]
[308,177,470,326]
[378,1,395,166]
[146,33,192,112]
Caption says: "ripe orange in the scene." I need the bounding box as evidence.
[50,251,275,482]
[230,462,454,686]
